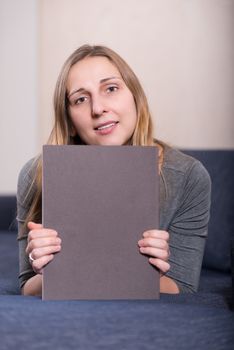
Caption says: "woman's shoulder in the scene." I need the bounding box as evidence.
[18,156,39,184]
[17,156,40,208]
[162,144,211,188]
[163,145,206,172]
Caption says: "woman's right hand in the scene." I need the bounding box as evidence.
[26,221,62,274]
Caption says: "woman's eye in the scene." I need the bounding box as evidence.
[106,85,118,93]
[74,96,88,105]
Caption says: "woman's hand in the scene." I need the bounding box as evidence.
[138,230,170,275]
[25,221,62,274]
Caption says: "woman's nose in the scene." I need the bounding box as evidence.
[91,95,107,117]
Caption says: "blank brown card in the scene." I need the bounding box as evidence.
[42,145,159,300]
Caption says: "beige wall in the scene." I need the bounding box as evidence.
[39,0,234,149]
[0,0,233,193]
[0,0,38,194]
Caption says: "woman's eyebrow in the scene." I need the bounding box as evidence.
[68,87,85,98]
[68,77,122,98]
[100,76,122,83]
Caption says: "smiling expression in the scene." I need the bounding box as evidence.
[66,56,138,145]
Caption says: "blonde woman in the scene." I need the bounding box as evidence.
[17,45,211,296]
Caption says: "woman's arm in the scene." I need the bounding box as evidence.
[138,152,211,293]
[160,275,179,293]
[21,274,42,296]
[160,159,211,293]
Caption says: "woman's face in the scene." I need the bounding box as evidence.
[66,56,137,145]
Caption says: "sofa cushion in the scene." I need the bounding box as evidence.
[183,150,234,272]
[0,294,233,350]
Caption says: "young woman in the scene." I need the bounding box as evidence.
[17,45,211,296]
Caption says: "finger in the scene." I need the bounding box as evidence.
[26,236,61,255]
[28,228,59,242]
[30,245,61,260]
[27,221,43,230]
[143,230,169,241]
[139,246,169,260]
[138,238,168,250]
[31,254,54,274]
[148,258,170,274]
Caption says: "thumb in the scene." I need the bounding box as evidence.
[27,221,43,231]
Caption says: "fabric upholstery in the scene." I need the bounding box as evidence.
[0,150,233,350]
[0,294,233,350]
[0,195,17,231]
[183,150,234,271]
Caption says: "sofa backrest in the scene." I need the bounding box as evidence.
[183,150,234,272]
[0,195,17,231]
[0,150,233,272]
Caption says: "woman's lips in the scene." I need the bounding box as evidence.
[94,121,119,135]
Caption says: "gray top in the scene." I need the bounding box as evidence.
[17,145,211,293]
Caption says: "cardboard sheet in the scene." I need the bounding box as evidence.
[42,146,159,300]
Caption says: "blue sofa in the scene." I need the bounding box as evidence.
[0,150,233,350]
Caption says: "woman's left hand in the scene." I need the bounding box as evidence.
[138,230,170,275]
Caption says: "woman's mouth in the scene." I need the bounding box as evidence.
[94,121,119,135]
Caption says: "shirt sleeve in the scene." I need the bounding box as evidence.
[165,160,212,293]
[17,158,38,289]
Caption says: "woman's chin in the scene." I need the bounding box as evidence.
[92,135,127,146]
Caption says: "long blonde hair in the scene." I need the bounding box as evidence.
[19,44,159,237]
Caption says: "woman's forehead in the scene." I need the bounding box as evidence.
[70,56,121,80]
[67,56,122,92]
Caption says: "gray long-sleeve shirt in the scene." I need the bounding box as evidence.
[17,145,211,293]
